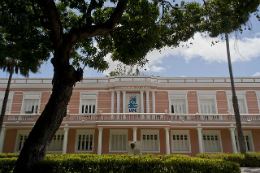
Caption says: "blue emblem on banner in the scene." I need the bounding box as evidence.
[128,94,138,112]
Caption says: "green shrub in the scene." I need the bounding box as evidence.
[0,158,16,173]
[0,153,19,158]
[197,152,260,167]
[0,154,240,173]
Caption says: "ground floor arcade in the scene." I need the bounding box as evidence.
[1,123,259,156]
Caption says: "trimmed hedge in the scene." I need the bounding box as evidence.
[197,153,260,167]
[0,154,240,173]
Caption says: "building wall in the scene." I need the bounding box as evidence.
[216,91,228,114]
[155,91,168,113]
[2,77,260,155]
[246,91,259,114]
[187,91,198,114]
[3,129,17,153]
[11,92,23,114]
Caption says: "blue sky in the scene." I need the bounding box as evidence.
[1,2,260,79]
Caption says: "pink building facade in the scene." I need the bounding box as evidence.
[0,76,260,156]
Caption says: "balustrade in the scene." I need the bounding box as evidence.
[3,113,260,123]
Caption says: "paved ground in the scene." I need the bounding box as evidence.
[241,167,260,173]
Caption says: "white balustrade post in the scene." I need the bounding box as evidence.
[133,127,137,142]
[165,127,170,155]
[111,91,115,119]
[111,91,114,113]
[152,91,155,113]
[197,126,203,153]
[116,91,120,113]
[140,91,144,119]
[123,91,126,119]
[0,125,6,153]
[116,91,121,119]
[146,91,150,119]
[229,127,237,153]
[98,127,103,155]
[62,126,69,154]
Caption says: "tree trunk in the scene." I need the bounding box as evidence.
[0,66,13,135]
[233,95,246,153]
[225,33,246,153]
[13,53,83,172]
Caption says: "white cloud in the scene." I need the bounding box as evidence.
[103,53,120,76]
[145,32,260,64]
[101,33,260,76]
[253,72,260,77]
[148,65,165,72]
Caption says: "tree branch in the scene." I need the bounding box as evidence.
[30,0,50,30]
[63,1,128,52]
[38,0,63,48]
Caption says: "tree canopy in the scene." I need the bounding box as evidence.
[1,0,259,73]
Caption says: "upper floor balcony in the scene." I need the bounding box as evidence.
[4,113,260,124]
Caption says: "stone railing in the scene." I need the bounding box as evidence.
[4,113,260,123]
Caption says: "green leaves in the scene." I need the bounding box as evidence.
[0,0,50,76]
[0,154,241,173]
[1,0,260,74]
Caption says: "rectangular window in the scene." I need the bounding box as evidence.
[169,94,187,114]
[22,94,41,114]
[202,131,222,153]
[171,99,187,114]
[48,131,64,152]
[76,130,94,152]
[141,130,159,152]
[16,132,29,151]
[16,130,64,152]
[171,130,191,153]
[235,131,254,152]
[199,99,216,114]
[229,98,247,114]
[23,99,39,114]
[109,130,128,152]
[81,95,97,114]
[198,94,217,114]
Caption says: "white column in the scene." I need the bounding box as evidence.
[140,91,144,113]
[197,127,203,153]
[98,127,103,155]
[133,127,137,141]
[165,127,170,155]
[152,91,155,113]
[122,91,126,113]
[62,127,69,154]
[229,128,237,153]
[0,125,6,153]
[146,91,150,113]
[116,91,120,113]
[111,91,115,113]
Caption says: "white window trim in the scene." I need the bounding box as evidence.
[255,91,260,113]
[235,130,255,153]
[15,130,64,153]
[15,130,30,152]
[141,129,160,153]
[202,130,223,153]
[79,92,98,114]
[47,130,64,153]
[198,94,218,114]
[227,94,248,114]
[75,129,95,153]
[109,129,128,153]
[168,94,188,114]
[21,92,41,114]
[171,130,191,153]
[0,92,14,114]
